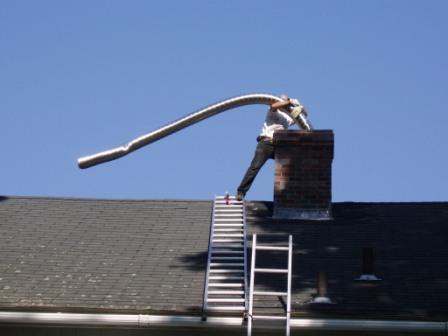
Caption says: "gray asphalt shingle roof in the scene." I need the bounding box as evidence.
[1,196,447,321]
[0,196,210,314]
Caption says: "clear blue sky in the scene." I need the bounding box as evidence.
[1,0,447,202]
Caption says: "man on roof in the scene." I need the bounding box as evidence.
[236,94,307,201]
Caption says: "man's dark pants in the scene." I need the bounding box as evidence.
[237,140,274,195]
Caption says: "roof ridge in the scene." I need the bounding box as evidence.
[0,195,213,202]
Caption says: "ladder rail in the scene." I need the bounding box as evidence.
[242,199,249,313]
[201,197,217,319]
[247,234,257,336]
[286,235,292,336]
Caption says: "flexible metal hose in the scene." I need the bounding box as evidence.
[78,93,313,169]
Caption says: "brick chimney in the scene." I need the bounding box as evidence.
[273,130,334,220]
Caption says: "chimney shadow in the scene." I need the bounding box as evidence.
[177,251,208,272]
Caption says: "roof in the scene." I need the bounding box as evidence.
[1,196,447,321]
[0,196,210,314]
[246,201,448,321]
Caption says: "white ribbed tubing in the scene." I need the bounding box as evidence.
[77,93,312,169]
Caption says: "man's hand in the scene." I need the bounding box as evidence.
[290,105,305,119]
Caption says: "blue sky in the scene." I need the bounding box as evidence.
[1,0,447,202]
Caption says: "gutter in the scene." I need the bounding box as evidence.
[0,312,447,333]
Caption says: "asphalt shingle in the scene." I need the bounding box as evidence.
[0,196,211,314]
[0,196,447,321]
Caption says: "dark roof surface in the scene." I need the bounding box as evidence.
[1,196,447,321]
[246,201,448,321]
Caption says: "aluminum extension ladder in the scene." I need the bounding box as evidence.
[202,195,248,317]
[247,234,293,336]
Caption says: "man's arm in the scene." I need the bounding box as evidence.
[270,98,292,111]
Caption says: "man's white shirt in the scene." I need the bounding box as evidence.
[259,108,295,139]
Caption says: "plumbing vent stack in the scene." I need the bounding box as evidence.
[355,247,382,281]
[311,271,334,304]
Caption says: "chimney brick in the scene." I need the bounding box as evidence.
[273,130,334,220]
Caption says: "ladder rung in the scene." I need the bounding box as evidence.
[215,215,243,218]
[215,209,243,212]
[208,290,244,294]
[254,268,288,274]
[252,315,287,321]
[255,245,289,251]
[253,291,288,296]
[208,283,243,287]
[209,276,244,280]
[207,298,245,303]
[215,218,243,222]
[213,236,244,239]
[213,239,243,243]
[211,248,244,251]
[213,233,244,237]
[215,196,237,199]
[215,214,244,220]
[210,263,244,267]
[213,225,244,232]
[206,306,245,311]
[211,257,244,260]
[210,269,244,273]
[212,244,243,253]
[215,214,243,217]
[214,214,244,220]
[214,224,244,227]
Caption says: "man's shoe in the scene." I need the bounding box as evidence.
[236,192,245,201]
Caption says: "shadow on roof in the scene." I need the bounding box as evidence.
[242,201,448,319]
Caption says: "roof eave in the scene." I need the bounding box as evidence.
[0,312,446,333]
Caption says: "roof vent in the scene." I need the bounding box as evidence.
[311,271,335,304]
[355,247,382,281]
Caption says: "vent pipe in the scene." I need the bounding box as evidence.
[311,271,334,304]
[355,247,382,281]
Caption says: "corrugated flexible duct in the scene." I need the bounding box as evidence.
[77,93,313,169]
